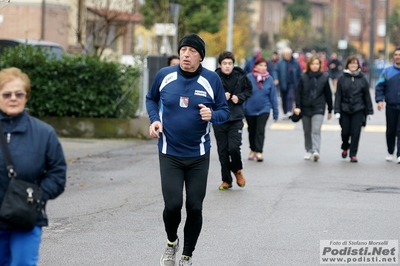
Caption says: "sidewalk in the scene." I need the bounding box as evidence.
[59,138,143,161]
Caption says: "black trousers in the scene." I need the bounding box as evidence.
[386,105,400,157]
[158,151,210,257]
[280,84,295,114]
[213,120,244,184]
[245,113,270,153]
[340,110,364,157]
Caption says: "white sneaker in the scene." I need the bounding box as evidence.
[160,239,179,266]
[386,154,393,162]
[304,152,312,160]
[312,152,320,162]
[397,156,400,164]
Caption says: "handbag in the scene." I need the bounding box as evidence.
[0,122,43,230]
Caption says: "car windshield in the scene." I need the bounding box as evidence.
[34,45,64,60]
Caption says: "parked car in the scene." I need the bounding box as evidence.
[0,38,64,59]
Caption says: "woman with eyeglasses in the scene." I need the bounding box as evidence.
[0,67,66,265]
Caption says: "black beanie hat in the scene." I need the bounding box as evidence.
[178,33,206,60]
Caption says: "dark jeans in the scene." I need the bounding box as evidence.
[245,113,270,153]
[386,105,400,157]
[281,84,295,114]
[213,120,244,184]
[340,111,364,157]
[158,151,210,257]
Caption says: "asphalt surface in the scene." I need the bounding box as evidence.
[38,93,399,266]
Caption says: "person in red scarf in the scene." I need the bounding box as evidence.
[244,57,279,162]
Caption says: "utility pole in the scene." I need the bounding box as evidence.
[170,3,180,54]
[369,0,376,85]
[41,0,46,40]
[384,0,389,59]
[226,0,234,52]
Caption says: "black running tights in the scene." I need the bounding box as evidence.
[158,151,210,257]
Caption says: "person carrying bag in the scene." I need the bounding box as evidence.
[0,121,43,230]
[0,67,67,265]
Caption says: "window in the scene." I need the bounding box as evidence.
[377,20,386,37]
[349,19,361,36]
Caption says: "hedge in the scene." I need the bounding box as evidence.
[0,45,140,118]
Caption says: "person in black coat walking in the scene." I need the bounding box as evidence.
[294,55,333,162]
[334,55,374,163]
[214,51,252,190]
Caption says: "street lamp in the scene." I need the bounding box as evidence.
[170,3,180,54]
[226,0,234,51]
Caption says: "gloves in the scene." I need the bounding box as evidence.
[367,115,373,120]
[335,113,340,119]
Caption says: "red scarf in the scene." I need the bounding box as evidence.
[252,69,270,88]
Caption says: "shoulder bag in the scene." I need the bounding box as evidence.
[0,122,43,230]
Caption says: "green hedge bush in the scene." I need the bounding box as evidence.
[0,45,140,118]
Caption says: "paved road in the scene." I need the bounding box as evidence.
[39,98,399,266]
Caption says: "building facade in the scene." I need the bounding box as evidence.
[331,0,394,57]
[254,0,394,57]
[253,0,329,50]
[0,0,142,59]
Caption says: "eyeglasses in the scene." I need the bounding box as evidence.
[1,91,27,100]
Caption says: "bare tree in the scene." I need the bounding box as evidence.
[73,0,141,57]
[354,1,369,55]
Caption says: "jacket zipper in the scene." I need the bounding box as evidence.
[7,133,10,143]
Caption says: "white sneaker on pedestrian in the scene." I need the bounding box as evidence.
[179,256,193,266]
[312,152,320,162]
[304,152,312,160]
[160,239,179,266]
[386,154,393,162]
[397,156,400,164]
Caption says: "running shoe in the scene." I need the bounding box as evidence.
[219,182,232,190]
[255,152,263,162]
[342,150,348,159]
[350,156,358,163]
[312,152,320,162]
[248,151,255,160]
[304,152,312,160]
[235,170,246,188]
[178,256,193,266]
[160,239,179,266]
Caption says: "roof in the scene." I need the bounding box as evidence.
[87,7,142,23]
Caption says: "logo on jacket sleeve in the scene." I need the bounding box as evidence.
[180,96,189,108]
[194,90,207,97]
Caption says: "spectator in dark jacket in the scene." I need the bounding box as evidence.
[244,49,262,74]
[267,51,279,76]
[167,55,180,66]
[0,67,67,265]
[375,47,400,163]
[294,55,333,162]
[273,47,302,118]
[214,51,252,190]
[328,52,343,93]
[335,56,374,163]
